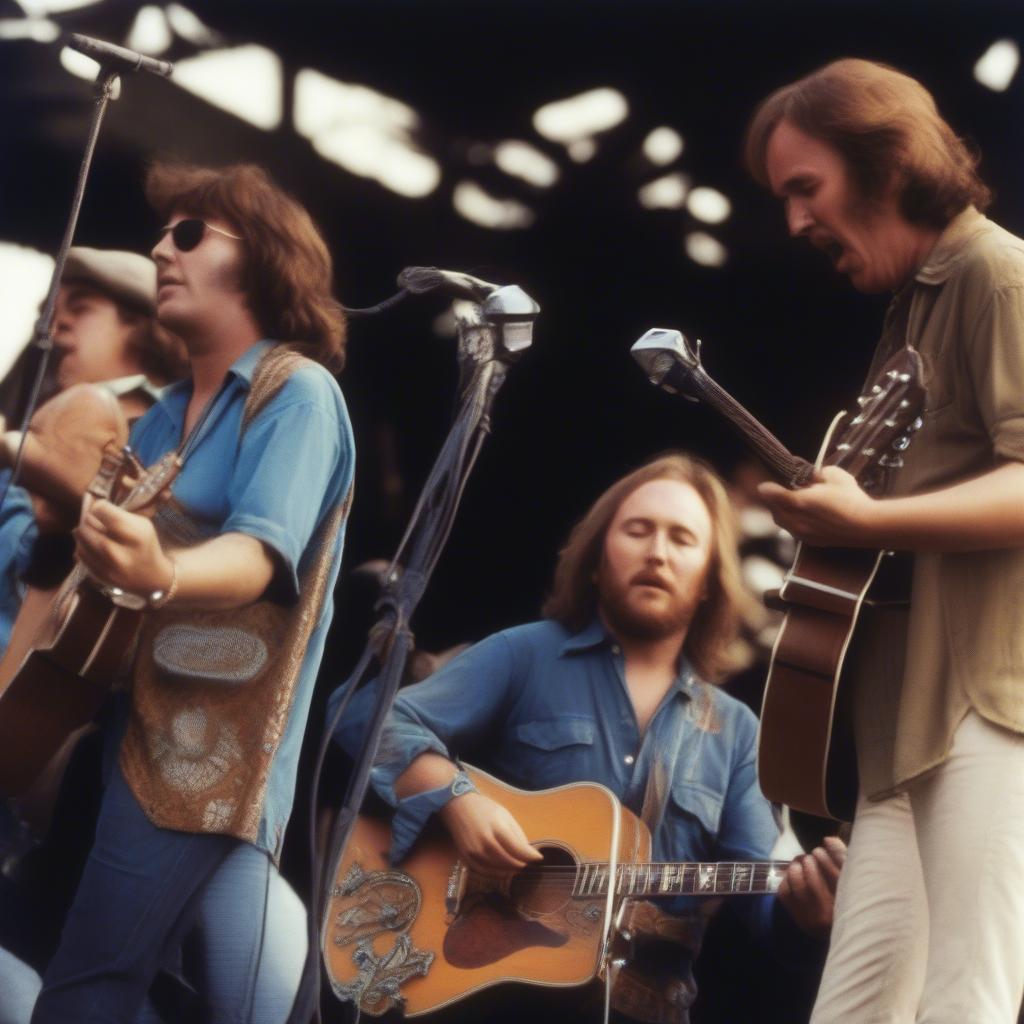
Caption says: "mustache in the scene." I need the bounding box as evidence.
[629,571,672,591]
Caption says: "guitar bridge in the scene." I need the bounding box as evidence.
[445,860,467,918]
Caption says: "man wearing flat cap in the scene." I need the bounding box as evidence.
[0,247,188,650]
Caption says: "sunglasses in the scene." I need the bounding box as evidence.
[158,219,243,253]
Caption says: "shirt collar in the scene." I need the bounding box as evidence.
[227,339,275,386]
[558,616,698,697]
[914,206,988,286]
[150,339,274,427]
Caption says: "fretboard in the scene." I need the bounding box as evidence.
[684,369,815,490]
[572,860,789,898]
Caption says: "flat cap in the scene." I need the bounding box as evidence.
[62,247,157,315]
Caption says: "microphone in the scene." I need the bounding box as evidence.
[63,33,174,78]
[630,328,703,397]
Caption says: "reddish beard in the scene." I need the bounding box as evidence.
[595,566,696,643]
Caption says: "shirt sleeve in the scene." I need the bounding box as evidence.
[713,708,823,963]
[966,283,1024,463]
[330,631,519,861]
[221,370,350,599]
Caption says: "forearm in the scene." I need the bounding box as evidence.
[867,461,1024,552]
[393,751,460,800]
[168,531,276,608]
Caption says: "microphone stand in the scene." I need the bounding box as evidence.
[293,281,539,1023]
[2,63,125,510]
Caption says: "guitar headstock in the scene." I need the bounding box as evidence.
[826,347,926,492]
[631,328,704,400]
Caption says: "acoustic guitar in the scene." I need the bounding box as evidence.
[631,330,926,821]
[323,765,790,1017]
[0,445,180,796]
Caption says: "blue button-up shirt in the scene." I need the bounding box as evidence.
[0,472,36,652]
[333,618,802,951]
[130,340,355,855]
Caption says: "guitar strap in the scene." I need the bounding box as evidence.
[607,712,711,1024]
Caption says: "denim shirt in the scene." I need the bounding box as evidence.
[129,340,355,855]
[333,618,802,949]
[0,471,36,652]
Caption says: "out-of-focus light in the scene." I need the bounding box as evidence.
[643,127,684,166]
[533,87,628,143]
[294,69,440,198]
[567,139,597,163]
[0,17,58,40]
[687,186,731,224]
[638,172,690,210]
[15,0,100,14]
[493,141,560,188]
[295,70,417,138]
[173,45,282,130]
[974,39,1020,92]
[0,242,54,380]
[686,232,727,267]
[60,45,98,80]
[126,6,172,55]
[166,4,221,47]
[453,181,536,230]
[312,126,440,198]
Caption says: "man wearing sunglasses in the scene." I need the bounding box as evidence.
[29,163,355,1024]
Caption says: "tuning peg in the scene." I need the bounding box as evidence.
[892,435,910,451]
[910,417,923,431]
[879,453,904,468]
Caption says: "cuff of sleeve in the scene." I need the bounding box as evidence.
[388,783,459,865]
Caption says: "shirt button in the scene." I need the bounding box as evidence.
[611,644,621,655]
[624,754,635,766]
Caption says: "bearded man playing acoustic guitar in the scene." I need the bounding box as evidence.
[746,60,1024,1024]
[334,453,843,1023]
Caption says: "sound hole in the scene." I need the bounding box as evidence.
[509,845,575,916]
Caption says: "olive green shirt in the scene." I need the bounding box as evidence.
[852,207,1024,799]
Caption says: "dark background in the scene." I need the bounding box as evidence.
[2,2,1023,1020]
[4,0,1022,656]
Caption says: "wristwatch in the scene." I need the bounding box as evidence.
[450,767,477,798]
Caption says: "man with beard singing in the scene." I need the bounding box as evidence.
[334,453,842,1023]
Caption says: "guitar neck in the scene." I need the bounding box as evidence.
[685,370,815,489]
[574,860,789,898]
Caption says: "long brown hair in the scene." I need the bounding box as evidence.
[745,58,991,228]
[542,453,747,681]
[145,162,347,370]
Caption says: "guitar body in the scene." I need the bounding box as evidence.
[758,544,882,822]
[0,581,144,795]
[323,767,645,1017]
[757,413,912,822]
[0,447,180,798]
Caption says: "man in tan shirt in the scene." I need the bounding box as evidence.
[745,60,1024,1023]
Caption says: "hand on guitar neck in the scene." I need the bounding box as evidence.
[74,494,175,600]
[775,835,846,939]
[758,465,880,549]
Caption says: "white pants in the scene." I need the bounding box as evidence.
[811,710,1024,1024]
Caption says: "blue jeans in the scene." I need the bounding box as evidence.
[31,765,306,1023]
[0,948,40,1024]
